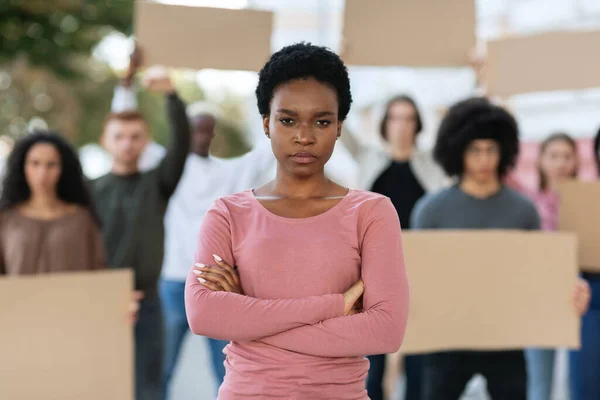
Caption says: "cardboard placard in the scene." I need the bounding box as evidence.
[135,2,273,71]
[400,231,579,354]
[486,30,600,96]
[341,0,476,66]
[0,270,134,400]
[558,181,600,271]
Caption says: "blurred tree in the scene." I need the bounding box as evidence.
[0,61,80,141]
[0,0,250,158]
[0,0,133,78]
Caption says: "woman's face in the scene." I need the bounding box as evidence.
[263,77,341,179]
[385,100,418,150]
[24,142,62,195]
[539,139,578,184]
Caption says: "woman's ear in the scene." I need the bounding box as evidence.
[263,115,270,138]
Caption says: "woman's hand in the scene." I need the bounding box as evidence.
[195,259,365,316]
[343,280,365,316]
[193,254,244,295]
[128,291,144,324]
[573,278,591,316]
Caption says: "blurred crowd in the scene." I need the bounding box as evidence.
[1,42,599,400]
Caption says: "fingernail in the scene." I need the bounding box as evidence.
[193,270,203,275]
[195,263,205,268]
[197,278,206,283]
[213,254,222,262]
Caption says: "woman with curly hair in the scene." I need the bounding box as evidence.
[0,131,105,275]
[184,42,410,399]
[411,98,589,400]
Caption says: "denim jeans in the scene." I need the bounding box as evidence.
[525,348,555,400]
[159,279,228,399]
[570,274,600,400]
[135,295,164,400]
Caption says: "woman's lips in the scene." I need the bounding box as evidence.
[290,152,317,164]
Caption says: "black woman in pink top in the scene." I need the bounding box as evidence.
[184,43,410,399]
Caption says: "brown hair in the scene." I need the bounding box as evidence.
[103,111,149,132]
[538,132,578,191]
[379,95,423,142]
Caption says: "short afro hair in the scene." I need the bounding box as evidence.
[433,97,519,179]
[256,42,352,121]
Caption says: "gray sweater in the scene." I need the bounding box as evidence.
[411,185,541,231]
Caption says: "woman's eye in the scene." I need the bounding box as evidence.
[316,120,331,127]
[279,118,294,126]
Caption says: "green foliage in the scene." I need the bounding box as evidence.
[0,0,251,157]
[0,0,133,78]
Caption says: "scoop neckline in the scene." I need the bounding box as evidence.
[12,206,84,224]
[246,188,354,223]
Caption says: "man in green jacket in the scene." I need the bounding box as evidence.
[91,67,190,400]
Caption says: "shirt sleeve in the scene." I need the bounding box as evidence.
[254,198,410,357]
[184,199,345,342]
[410,195,435,230]
[156,93,191,199]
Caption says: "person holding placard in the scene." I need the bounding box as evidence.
[340,96,447,196]
[184,43,410,399]
[411,98,590,400]
[159,102,231,397]
[159,102,276,399]
[0,132,105,275]
[107,46,167,173]
[570,127,600,400]
[514,133,579,400]
[91,67,190,400]
[340,95,447,400]
[108,49,274,397]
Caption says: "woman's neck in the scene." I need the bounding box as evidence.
[25,193,63,210]
[264,170,340,199]
[544,178,558,192]
[388,144,414,162]
[19,193,74,220]
[460,176,502,199]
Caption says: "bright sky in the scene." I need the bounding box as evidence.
[92,0,256,99]
[158,0,248,8]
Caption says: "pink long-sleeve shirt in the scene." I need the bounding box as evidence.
[185,189,409,399]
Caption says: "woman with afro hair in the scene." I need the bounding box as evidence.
[184,42,409,399]
[411,97,589,400]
